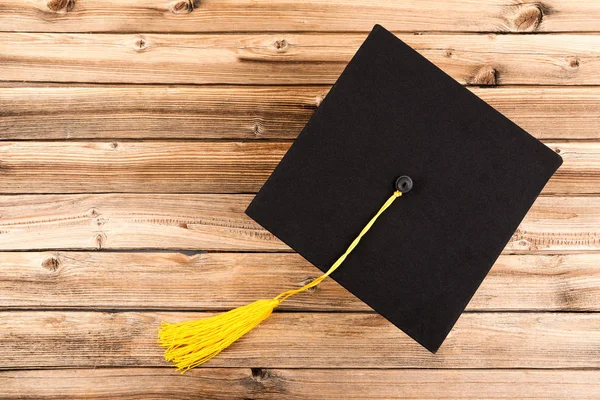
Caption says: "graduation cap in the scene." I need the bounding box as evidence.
[159,24,562,371]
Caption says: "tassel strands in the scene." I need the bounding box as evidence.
[159,299,280,372]
[159,190,403,372]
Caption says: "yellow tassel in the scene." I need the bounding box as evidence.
[159,299,279,372]
[159,190,402,372]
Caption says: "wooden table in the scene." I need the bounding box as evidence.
[1,1,599,398]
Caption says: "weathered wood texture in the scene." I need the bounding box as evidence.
[0,141,287,194]
[0,33,597,85]
[1,1,600,397]
[0,141,589,194]
[2,368,598,400]
[0,195,598,251]
[0,194,279,251]
[1,252,598,312]
[0,311,599,368]
[1,0,599,33]
[1,86,599,140]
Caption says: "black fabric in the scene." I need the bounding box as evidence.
[246,25,562,353]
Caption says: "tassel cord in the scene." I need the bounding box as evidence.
[273,190,402,303]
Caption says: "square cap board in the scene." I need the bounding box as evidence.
[246,25,562,352]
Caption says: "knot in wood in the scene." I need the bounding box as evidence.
[301,276,319,292]
[566,56,580,68]
[134,37,148,52]
[94,233,107,250]
[467,66,497,86]
[274,39,290,53]
[508,3,546,32]
[42,256,60,271]
[250,368,271,382]
[244,368,285,392]
[252,120,263,136]
[46,0,75,13]
[171,0,197,14]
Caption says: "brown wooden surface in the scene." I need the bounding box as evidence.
[0,141,592,194]
[2,86,600,140]
[0,195,598,251]
[0,33,598,85]
[1,0,599,398]
[1,0,599,33]
[1,311,599,368]
[1,252,598,311]
[2,369,598,400]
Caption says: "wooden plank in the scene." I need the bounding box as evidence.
[545,142,600,196]
[0,195,598,251]
[1,0,599,33]
[0,141,589,194]
[2,86,599,140]
[0,85,321,141]
[0,252,598,312]
[0,194,283,251]
[505,196,600,252]
[1,368,598,400]
[0,141,288,194]
[0,311,598,368]
[0,33,597,85]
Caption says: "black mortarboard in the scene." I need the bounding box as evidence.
[159,24,562,371]
[245,25,562,353]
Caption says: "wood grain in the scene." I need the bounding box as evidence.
[1,368,598,400]
[0,141,288,194]
[506,196,600,252]
[1,0,599,397]
[0,33,597,85]
[0,194,282,251]
[0,85,322,141]
[1,0,599,33]
[0,141,587,194]
[0,252,598,312]
[1,86,599,140]
[0,195,598,251]
[1,311,599,368]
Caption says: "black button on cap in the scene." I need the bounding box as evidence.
[395,176,413,193]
